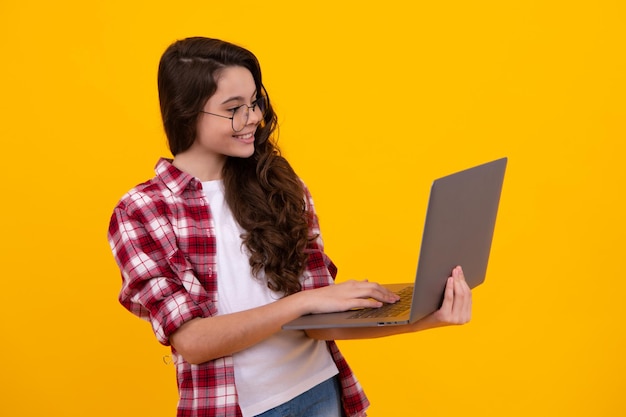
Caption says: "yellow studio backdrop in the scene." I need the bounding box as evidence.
[1,1,624,416]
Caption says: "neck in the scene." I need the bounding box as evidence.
[172,151,226,182]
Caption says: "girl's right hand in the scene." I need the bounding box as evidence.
[299,280,401,315]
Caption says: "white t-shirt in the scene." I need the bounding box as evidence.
[202,180,338,417]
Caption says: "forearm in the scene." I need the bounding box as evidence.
[170,279,406,363]
[171,291,310,364]
[305,325,414,341]
[305,315,445,341]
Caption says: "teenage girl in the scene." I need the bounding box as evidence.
[108,36,471,417]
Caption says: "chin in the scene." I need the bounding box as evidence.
[232,146,255,159]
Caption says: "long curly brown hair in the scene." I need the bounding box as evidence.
[158,37,311,295]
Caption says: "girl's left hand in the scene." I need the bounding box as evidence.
[413,266,472,329]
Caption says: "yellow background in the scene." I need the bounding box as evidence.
[1,1,624,416]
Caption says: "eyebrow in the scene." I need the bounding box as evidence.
[220,91,258,106]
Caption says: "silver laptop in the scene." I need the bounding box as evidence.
[283,157,507,330]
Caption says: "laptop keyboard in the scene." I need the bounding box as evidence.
[347,286,414,319]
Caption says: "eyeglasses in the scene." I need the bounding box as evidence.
[200,98,266,132]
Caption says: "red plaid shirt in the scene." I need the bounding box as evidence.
[108,158,369,417]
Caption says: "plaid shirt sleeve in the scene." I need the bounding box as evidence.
[108,186,216,345]
[301,183,370,417]
[108,159,241,417]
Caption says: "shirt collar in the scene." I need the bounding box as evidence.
[154,158,201,195]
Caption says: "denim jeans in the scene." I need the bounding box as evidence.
[254,376,343,417]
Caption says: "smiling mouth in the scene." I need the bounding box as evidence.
[234,132,255,142]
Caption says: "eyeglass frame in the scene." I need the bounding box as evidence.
[199,98,266,132]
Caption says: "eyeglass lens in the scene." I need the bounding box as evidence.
[233,106,248,132]
[233,99,265,132]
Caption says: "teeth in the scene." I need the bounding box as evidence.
[236,133,254,139]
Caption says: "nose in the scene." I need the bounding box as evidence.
[246,104,262,126]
